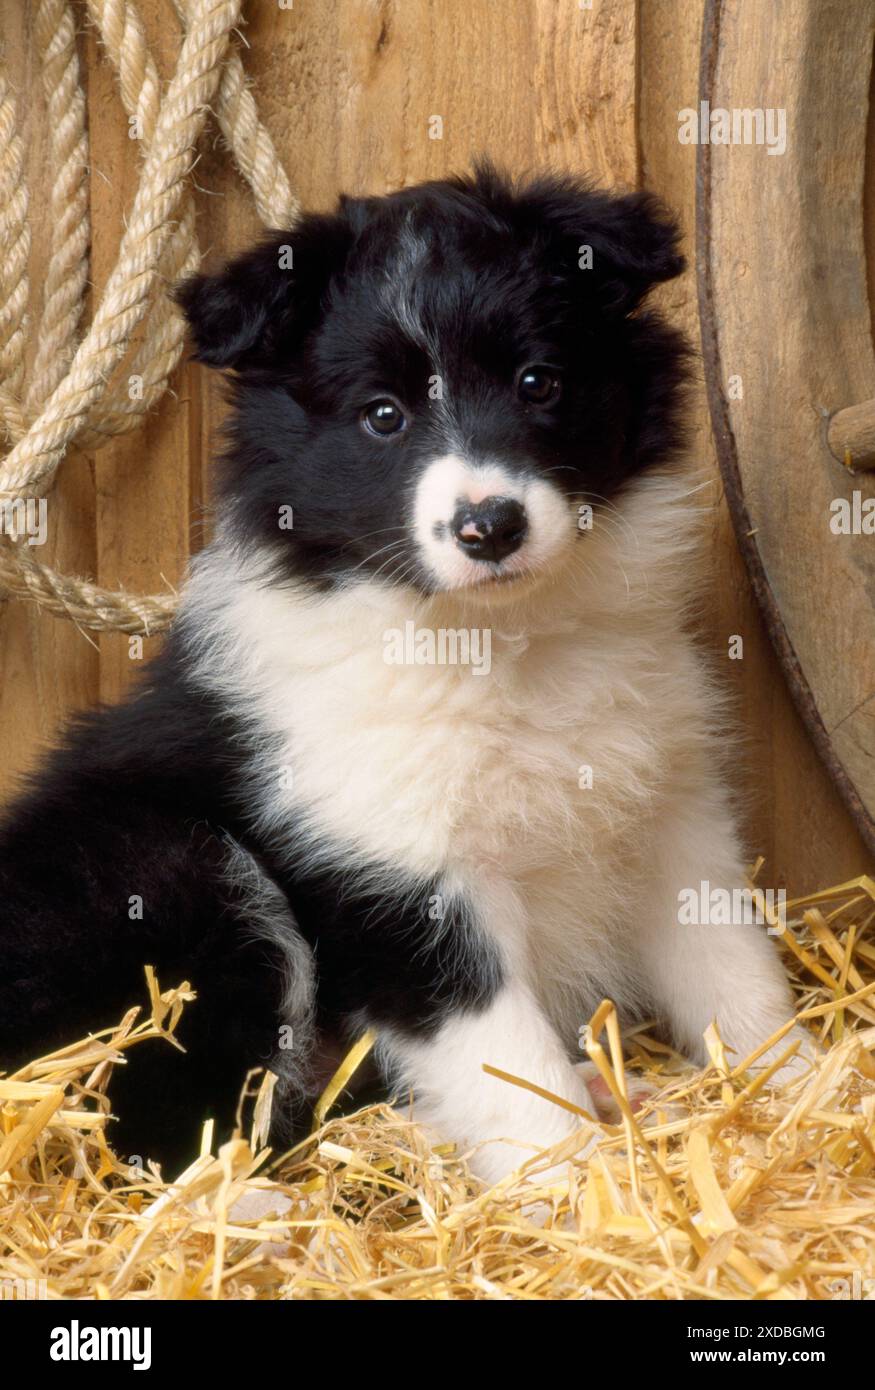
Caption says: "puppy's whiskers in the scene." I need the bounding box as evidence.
[347,538,408,578]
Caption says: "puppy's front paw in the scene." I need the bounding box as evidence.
[468,1123,599,1189]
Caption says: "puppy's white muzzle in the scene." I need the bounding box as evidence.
[412,453,573,592]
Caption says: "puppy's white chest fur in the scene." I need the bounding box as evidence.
[280,597,658,874]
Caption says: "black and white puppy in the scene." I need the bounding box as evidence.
[0,167,809,1180]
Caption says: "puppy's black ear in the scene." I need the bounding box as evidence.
[584,189,684,312]
[517,176,685,315]
[173,215,351,370]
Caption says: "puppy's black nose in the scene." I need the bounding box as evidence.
[451,497,528,563]
[450,497,525,561]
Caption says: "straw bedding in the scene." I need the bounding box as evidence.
[2,875,875,1301]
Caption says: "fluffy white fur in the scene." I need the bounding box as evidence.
[181,468,812,1182]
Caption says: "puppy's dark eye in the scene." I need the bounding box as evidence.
[361,399,406,437]
[517,366,561,406]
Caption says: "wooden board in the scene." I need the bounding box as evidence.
[698,0,875,856]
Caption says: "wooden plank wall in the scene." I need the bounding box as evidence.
[0,0,871,893]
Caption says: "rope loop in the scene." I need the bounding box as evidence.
[0,0,297,633]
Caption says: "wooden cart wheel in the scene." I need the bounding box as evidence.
[697,0,875,856]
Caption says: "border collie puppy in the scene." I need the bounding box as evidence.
[0,166,811,1181]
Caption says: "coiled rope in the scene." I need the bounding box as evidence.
[0,0,297,633]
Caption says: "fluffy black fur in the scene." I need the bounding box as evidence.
[0,166,688,1172]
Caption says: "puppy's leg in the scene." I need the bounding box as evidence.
[636,784,813,1084]
[378,977,597,1186]
[0,797,314,1173]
